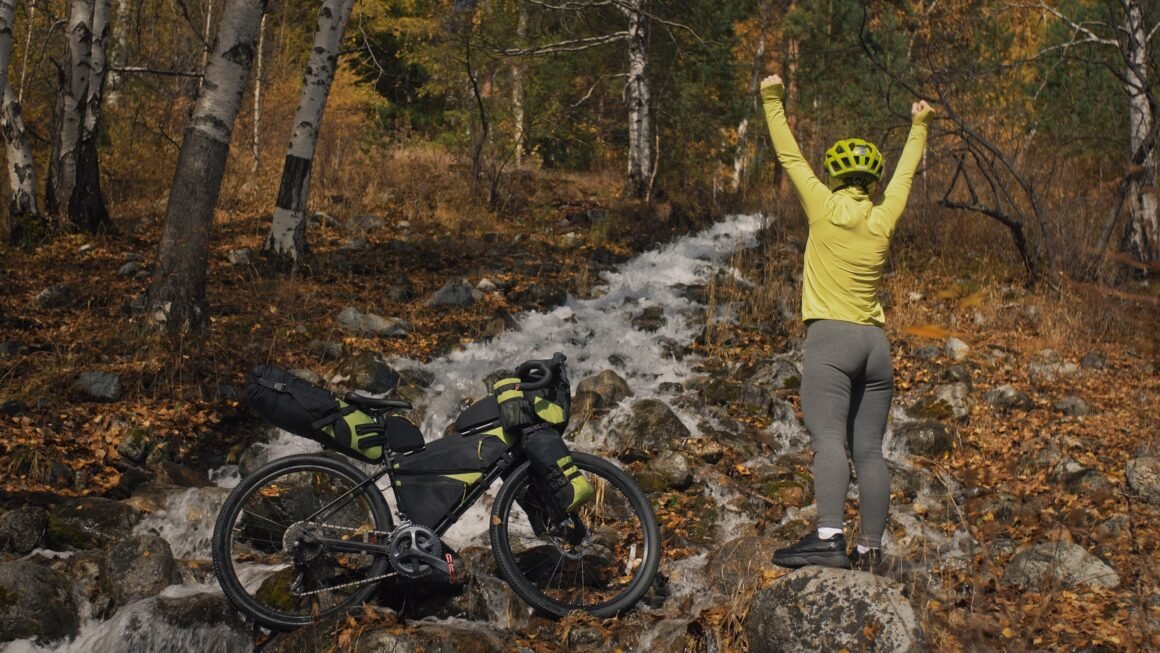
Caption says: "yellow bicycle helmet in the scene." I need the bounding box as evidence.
[823,138,884,189]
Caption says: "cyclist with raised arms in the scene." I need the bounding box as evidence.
[759,72,934,571]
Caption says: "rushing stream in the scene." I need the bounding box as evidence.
[8,213,780,652]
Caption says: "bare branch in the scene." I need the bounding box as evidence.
[526,0,614,10]
[110,66,202,79]
[1006,2,1119,47]
[499,31,630,56]
[571,73,627,107]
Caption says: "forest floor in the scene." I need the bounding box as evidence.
[0,166,1157,651]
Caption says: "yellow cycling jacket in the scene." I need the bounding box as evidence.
[762,84,931,326]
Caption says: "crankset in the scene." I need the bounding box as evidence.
[387,523,461,583]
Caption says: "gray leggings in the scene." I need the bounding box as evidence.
[801,319,893,548]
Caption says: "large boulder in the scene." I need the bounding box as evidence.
[575,369,634,407]
[0,560,79,645]
[1126,457,1160,505]
[79,592,251,653]
[1002,541,1119,589]
[608,399,691,452]
[47,497,142,550]
[745,567,925,653]
[0,507,48,555]
[339,351,402,394]
[99,535,183,608]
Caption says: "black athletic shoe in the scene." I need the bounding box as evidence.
[849,547,883,572]
[850,548,903,579]
[772,532,851,569]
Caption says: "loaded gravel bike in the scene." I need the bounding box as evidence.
[211,353,661,630]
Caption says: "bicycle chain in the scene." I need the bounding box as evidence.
[288,521,398,597]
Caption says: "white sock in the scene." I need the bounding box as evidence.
[817,527,843,540]
[856,544,872,554]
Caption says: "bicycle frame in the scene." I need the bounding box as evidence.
[293,440,526,559]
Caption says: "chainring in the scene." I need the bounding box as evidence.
[387,523,443,578]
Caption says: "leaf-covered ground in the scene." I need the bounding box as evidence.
[0,185,1156,651]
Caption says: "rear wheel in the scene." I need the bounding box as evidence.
[212,454,392,630]
[489,452,661,617]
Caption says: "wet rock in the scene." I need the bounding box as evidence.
[745,566,925,653]
[750,358,801,390]
[1002,541,1119,589]
[701,379,772,416]
[99,592,252,653]
[100,535,182,608]
[47,497,142,550]
[983,384,1034,411]
[891,420,954,458]
[336,307,408,337]
[631,306,666,332]
[515,283,568,310]
[634,451,693,492]
[0,507,48,555]
[74,371,123,402]
[608,399,691,452]
[575,369,634,406]
[1127,457,1160,505]
[340,351,402,394]
[1054,395,1092,416]
[117,261,140,277]
[427,279,478,307]
[0,560,79,645]
[151,460,212,488]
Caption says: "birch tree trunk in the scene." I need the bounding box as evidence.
[105,0,130,105]
[1121,0,1157,266]
[511,5,527,167]
[252,11,265,172]
[731,35,765,192]
[620,0,651,199]
[0,0,43,246]
[47,0,94,218]
[69,0,110,233]
[3,86,41,246]
[148,0,265,336]
[262,0,354,269]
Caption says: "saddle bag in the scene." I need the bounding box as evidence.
[392,433,511,529]
[246,364,402,463]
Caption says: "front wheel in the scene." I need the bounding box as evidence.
[490,452,661,618]
[212,454,393,630]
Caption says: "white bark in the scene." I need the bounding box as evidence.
[512,6,528,166]
[252,11,265,171]
[106,0,131,105]
[620,0,651,198]
[731,35,765,192]
[51,0,95,215]
[82,0,109,139]
[1122,0,1157,264]
[263,0,354,264]
[3,85,39,222]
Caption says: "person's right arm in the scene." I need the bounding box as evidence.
[760,75,830,221]
[876,100,935,233]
